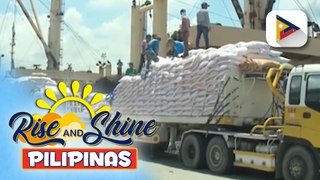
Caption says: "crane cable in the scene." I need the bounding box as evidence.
[174,0,240,23]
[275,0,280,10]
[188,0,200,17]
[17,7,46,63]
[221,0,236,27]
[19,0,97,69]
[40,0,100,58]
[38,0,102,64]
[64,22,101,59]
[306,0,319,23]
[12,0,17,44]
[292,0,315,22]
[275,0,318,26]
[0,0,11,49]
[69,31,91,69]
[66,23,97,67]
[168,13,180,19]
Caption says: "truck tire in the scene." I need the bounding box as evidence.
[180,133,206,169]
[282,146,318,180]
[206,136,233,174]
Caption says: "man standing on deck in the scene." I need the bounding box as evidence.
[180,9,190,57]
[139,34,152,73]
[196,2,211,49]
[117,59,123,76]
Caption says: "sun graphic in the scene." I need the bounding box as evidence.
[36,81,110,118]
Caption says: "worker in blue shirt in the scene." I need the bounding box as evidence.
[148,36,161,56]
[144,36,161,72]
[167,38,185,57]
[173,40,185,57]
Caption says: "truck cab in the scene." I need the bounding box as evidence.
[284,65,320,148]
[275,65,320,180]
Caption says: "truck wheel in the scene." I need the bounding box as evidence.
[180,133,206,169]
[282,146,318,180]
[206,136,233,174]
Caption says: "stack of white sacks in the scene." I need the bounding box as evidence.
[112,41,289,116]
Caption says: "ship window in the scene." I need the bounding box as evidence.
[289,76,302,105]
[306,75,320,112]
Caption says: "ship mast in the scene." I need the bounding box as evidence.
[16,0,62,71]
[10,1,17,72]
[47,0,63,70]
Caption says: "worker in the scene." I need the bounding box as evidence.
[196,2,211,49]
[167,38,185,57]
[148,36,161,56]
[171,30,183,41]
[126,62,137,76]
[145,36,161,67]
[180,9,190,57]
[173,40,185,57]
[117,59,123,76]
[152,34,158,39]
[139,34,152,73]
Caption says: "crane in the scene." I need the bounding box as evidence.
[16,0,62,70]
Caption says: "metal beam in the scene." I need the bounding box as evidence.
[47,0,62,70]
[30,0,43,38]
[262,0,275,30]
[231,0,244,27]
[16,0,57,70]
[139,4,154,13]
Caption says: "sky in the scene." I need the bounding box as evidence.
[0,0,319,74]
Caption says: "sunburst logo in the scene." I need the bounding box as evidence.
[9,81,111,146]
[8,81,143,169]
[36,81,110,118]
[9,80,158,147]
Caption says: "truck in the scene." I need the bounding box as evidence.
[117,63,320,180]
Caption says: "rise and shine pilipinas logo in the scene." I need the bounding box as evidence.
[9,81,158,169]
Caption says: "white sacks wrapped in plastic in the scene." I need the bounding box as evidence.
[112,41,288,116]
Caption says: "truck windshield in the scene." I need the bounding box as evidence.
[282,78,288,94]
[289,76,302,105]
[306,75,320,112]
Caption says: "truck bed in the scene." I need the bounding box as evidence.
[121,115,244,126]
